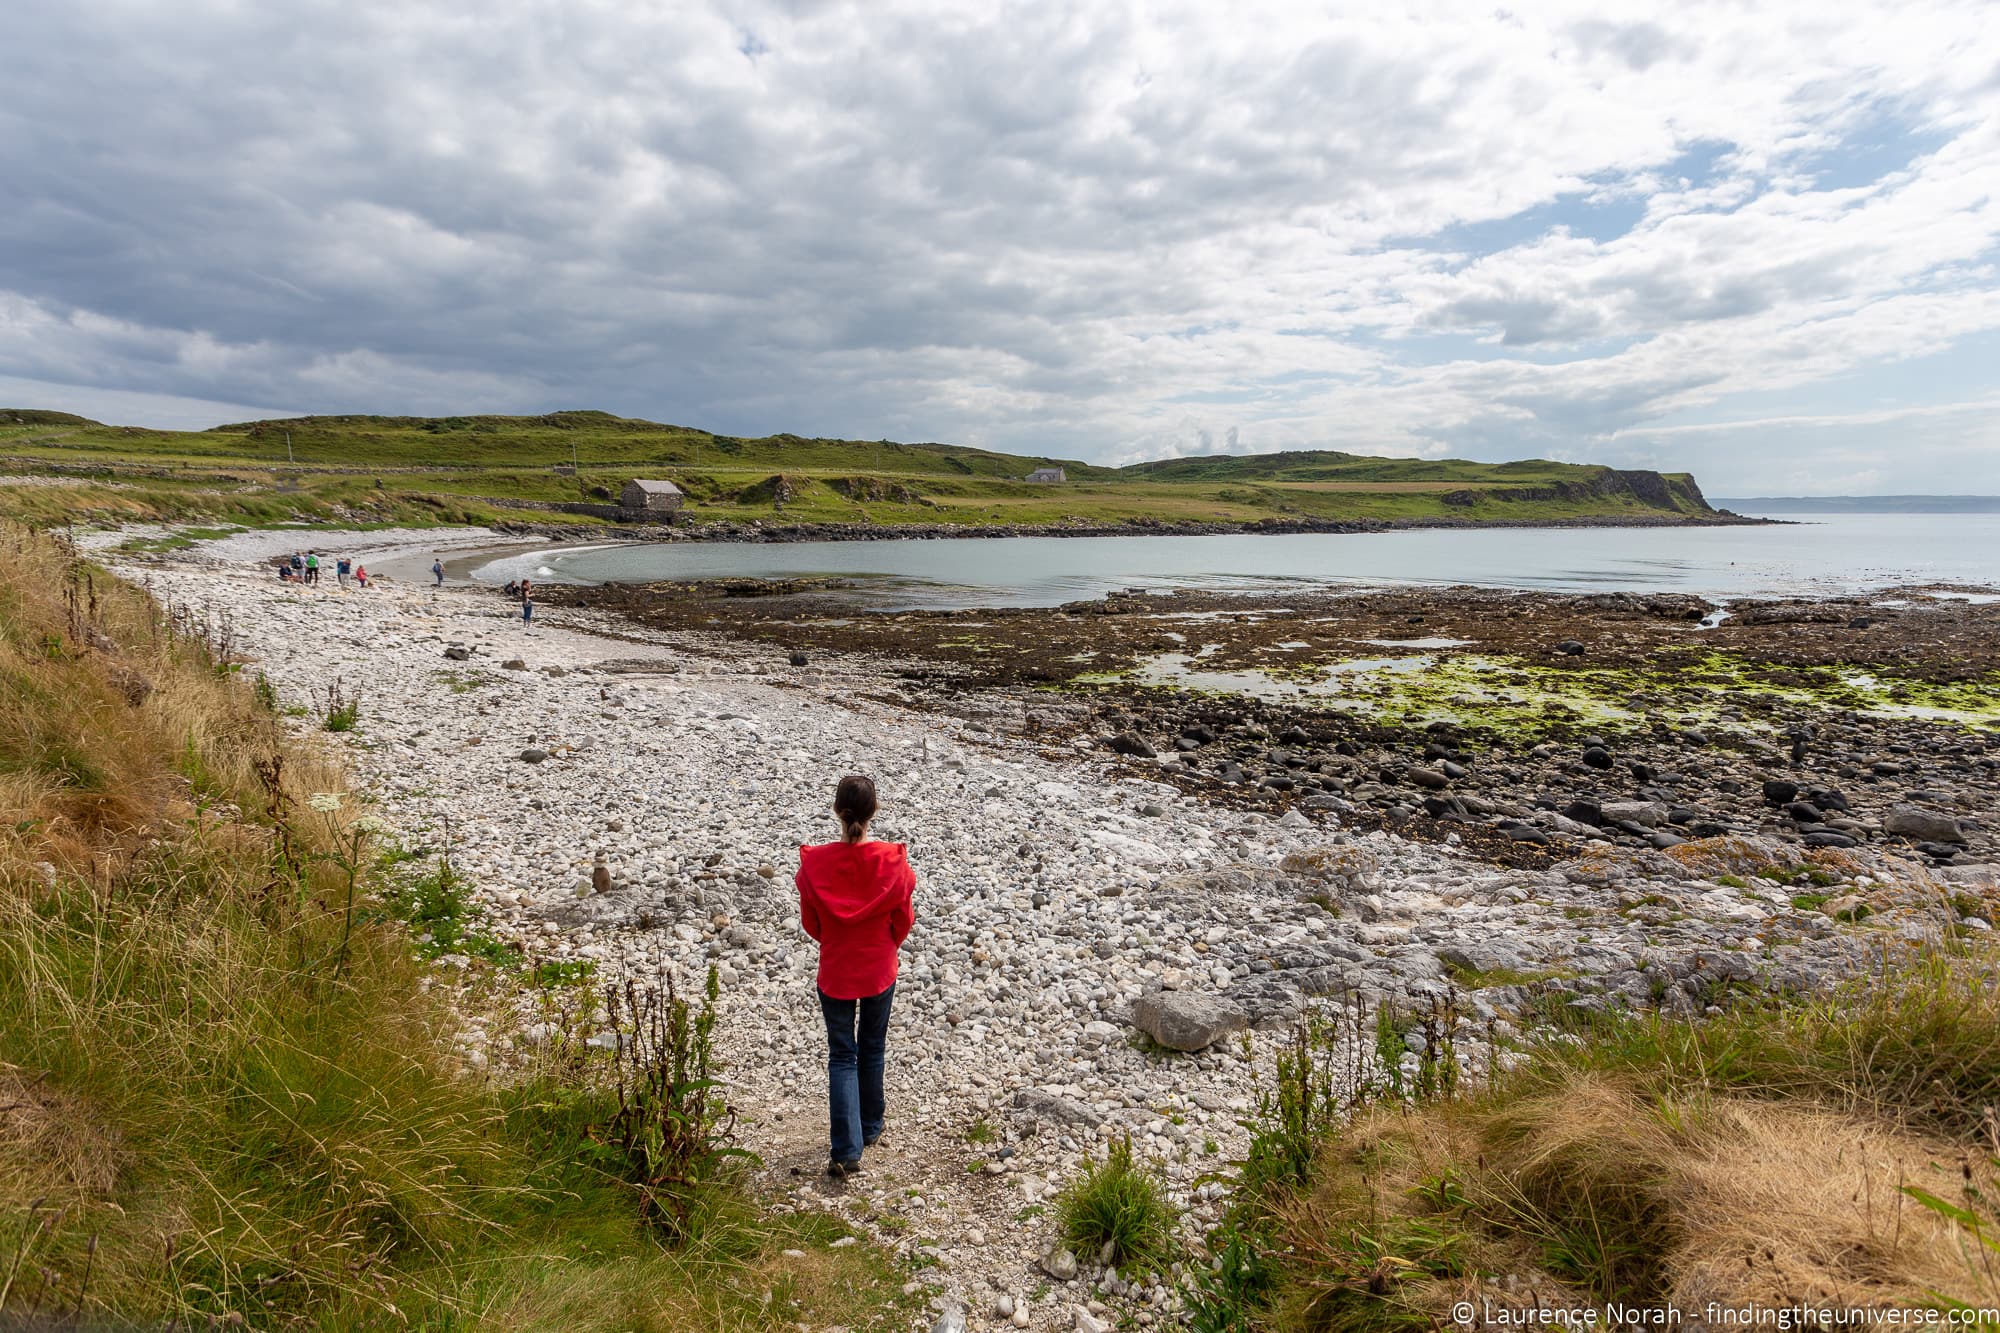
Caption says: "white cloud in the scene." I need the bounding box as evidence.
[0,0,1995,489]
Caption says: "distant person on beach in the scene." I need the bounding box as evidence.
[290,552,304,578]
[305,553,319,585]
[336,557,351,587]
[354,564,369,588]
[796,775,915,1179]
[521,592,534,625]
[432,558,444,587]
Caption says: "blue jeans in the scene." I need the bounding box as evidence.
[819,983,894,1163]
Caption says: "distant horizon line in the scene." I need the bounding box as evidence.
[1714,494,2000,500]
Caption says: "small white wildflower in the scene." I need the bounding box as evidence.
[353,815,388,834]
[307,792,344,812]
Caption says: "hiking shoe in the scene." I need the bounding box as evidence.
[826,1158,862,1179]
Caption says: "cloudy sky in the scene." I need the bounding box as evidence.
[4,1,1998,492]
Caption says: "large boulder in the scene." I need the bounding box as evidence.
[1883,805,1967,845]
[1129,991,1250,1052]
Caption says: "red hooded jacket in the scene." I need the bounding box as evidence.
[797,840,916,1000]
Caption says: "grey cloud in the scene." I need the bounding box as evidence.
[0,0,1996,493]
[1567,20,1697,72]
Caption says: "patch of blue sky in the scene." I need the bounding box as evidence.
[1360,328,1645,367]
[1163,369,1343,406]
[1161,387,1280,406]
[1142,321,1240,342]
[1389,140,1741,262]
[1796,102,1951,191]
[1626,327,2000,435]
[1412,192,1648,255]
[1653,139,1736,192]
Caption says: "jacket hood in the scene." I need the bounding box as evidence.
[799,841,910,923]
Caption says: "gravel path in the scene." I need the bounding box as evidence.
[124,550,1970,1333]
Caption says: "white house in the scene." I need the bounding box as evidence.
[1026,467,1066,483]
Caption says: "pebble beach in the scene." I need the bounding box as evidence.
[122,534,1993,1331]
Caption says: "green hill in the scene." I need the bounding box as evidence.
[0,408,102,427]
[0,409,1725,532]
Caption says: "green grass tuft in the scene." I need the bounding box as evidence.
[1057,1134,1177,1273]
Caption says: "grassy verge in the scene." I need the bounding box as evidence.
[0,524,911,1330]
[1191,955,2000,1330]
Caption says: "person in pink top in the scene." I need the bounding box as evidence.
[797,775,915,1178]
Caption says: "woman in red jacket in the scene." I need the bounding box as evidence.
[797,774,915,1178]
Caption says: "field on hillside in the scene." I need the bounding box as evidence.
[0,410,1723,533]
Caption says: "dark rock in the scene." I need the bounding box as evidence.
[519,747,549,763]
[788,651,809,666]
[1803,831,1858,848]
[1784,801,1825,824]
[1408,767,1451,790]
[1762,780,1800,806]
[1556,640,1586,656]
[1582,747,1613,770]
[1564,800,1605,826]
[442,645,472,661]
[1106,733,1157,758]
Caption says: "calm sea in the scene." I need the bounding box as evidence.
[474,511,2000,610]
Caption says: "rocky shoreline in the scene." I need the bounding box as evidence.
[550,580,2000,870]
[126,543,1994,1333]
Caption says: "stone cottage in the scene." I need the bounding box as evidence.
[619,479,684,514]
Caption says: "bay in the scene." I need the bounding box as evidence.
[474,511,2000,609]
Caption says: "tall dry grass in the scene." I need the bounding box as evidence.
[0,524,911,1330]
[1199,950,2000,1332]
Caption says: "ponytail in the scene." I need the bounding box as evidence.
[833,774,878,844]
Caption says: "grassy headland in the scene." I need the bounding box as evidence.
[0,524,910,1329]
[0,409,1730,534]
